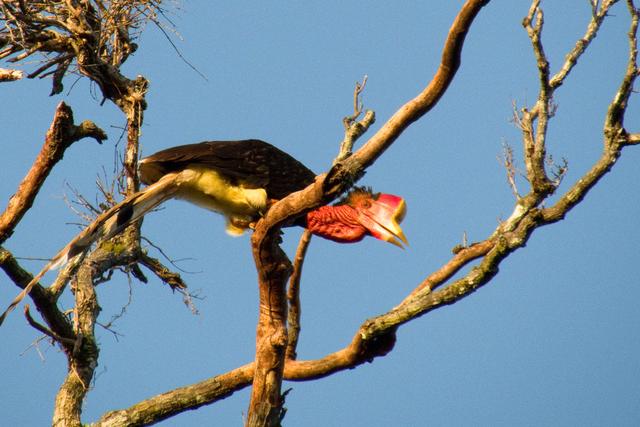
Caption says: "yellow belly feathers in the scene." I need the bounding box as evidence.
[175,166,268,235]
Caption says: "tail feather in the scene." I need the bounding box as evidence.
[0,174,179,327]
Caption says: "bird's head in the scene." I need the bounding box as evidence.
[306,187,408,247]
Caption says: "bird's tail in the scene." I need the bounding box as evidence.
[0,173,180,327]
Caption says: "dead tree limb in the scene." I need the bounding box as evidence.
[0,102,105,243]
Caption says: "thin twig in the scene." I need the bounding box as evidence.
[499,142,521,199]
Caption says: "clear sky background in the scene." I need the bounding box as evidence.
[2,1,640,426]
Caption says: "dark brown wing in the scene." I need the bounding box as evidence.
[139,139,316,199]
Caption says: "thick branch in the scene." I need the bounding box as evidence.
[247,230,291,426]
[53,249,104,427]
[0,102,105,243]
[341,0,491,179]
[93,364,254,427]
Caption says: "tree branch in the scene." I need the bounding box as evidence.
[549,0,617,89]
[605,0,639,131]
[0,245,74,341]
[53,248,103,427]
[521,1,554,195]
[341,0,491,179]
[335,76,375,164]
[92,364,254,427]
[0,66,22,81]
[405,239,495,298]
[285,230,312,361]
[247,229,291,426]
[0,102,105,243]
[23,304,75,346]
[137,252,187,291]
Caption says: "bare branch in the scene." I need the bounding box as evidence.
[335,76,375,164]
[138,252,187,291]
[520,1,555,195]
[405,240,495,298]
[523,0,550,95]
[518,0,620,199]
[550,0,618,88]
[0,66,22,81]
[258,0,493,237]
[0,245,74,340]
[93,364,254,427]
[286,230,312,361]
[605,0,639,131]
[340,0,491,179]
[24,305,75,346]
[0,1,163,102]
[247,230,291,425]
[0,102,105,244]
[499,142,521,199]
[52,249,103,427]
[0,102,107,327]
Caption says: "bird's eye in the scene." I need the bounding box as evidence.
[361,200,371,209]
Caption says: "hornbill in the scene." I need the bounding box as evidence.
[0,139,407,325]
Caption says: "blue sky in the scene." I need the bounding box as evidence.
[2,1,640,425]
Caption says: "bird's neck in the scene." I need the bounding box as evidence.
[305,205,366,243]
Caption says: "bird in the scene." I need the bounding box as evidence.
[0,139,407,325]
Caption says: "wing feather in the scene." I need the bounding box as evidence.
[139,140,316,199]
